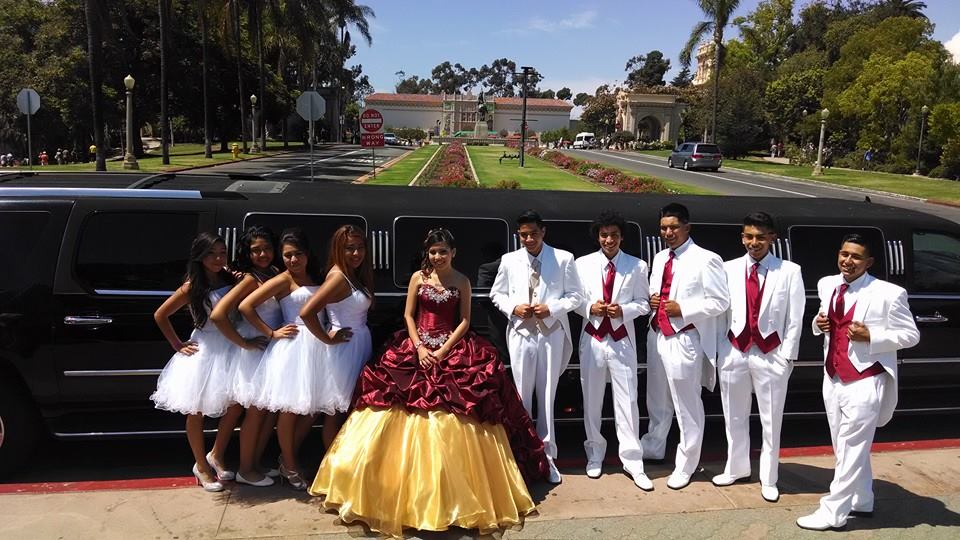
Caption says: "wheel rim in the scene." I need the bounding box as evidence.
[668,158,672,167]
[683,161,688,170]
[0,413,5,450]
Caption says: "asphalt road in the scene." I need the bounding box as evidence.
[565,149,960,225]
[206,144,410,182]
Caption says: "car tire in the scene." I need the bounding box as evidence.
[682,160,689,171]
[0,378,41,478]
[667,158,673,168]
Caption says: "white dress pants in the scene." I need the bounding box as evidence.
[641,328,706,476]
[580,334,645,476]
[717,345,792,486]
[508,326,567,460]
[815,373,886,526]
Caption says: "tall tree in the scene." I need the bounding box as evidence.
[874,0,928,20]
[680,0,742,142]
[556,87,572,101]
[670,66,693,87]
[84,0,107,171]
[573,92,590,107]
[199,0,212,158]
[231,0,247,151]
[159,0,170,164]
[625,50,671,87]
[333,0,375,142]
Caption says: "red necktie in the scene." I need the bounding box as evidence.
[603,261,615,303]
[656,251,676,336]
[835,283,848,318]
[746,262,761,336]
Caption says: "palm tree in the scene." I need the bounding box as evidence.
[199,0,212,158]
[159,0,171,165]
[84,0,107,171]
[679,0,742,143]
[231,0,248,152]
[331,0,374,142]
[877,0,928,20]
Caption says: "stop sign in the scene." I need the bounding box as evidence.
[360,108,384,133]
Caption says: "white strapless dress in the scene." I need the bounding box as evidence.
[316,285,373,413]
[230,296,283,407]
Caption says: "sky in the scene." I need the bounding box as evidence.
[351,0,960,116]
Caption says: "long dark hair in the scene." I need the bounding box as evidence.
[420,228,457,277]
[279,227,323,283]
[327,224,374,297]
[233,225,279,282]
[185,232,235,329]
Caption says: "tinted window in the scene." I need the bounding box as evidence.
[696,144,720,154]
[913,231,960,293]
[393,217,508,288]
[1,211,52,292]
[76,212,199,292]
[690,223,744,261]
[789,226,886,288]
[543,220,643,259]
[242,213,366,266]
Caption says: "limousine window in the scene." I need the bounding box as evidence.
[542,220,643,259]
[689,223,744,261]
[392,216,509,289]
[75,211,199,293]
[1,211,51,291]
[242,213,366,264]
[789,225,886,288]
[912,231,960,293]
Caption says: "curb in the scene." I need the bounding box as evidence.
[408,145,442,186]
[465,144,481,186]
[354,148,413,184]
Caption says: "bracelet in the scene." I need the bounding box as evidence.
[414,341,423,349]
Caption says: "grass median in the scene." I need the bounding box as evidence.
[636,150,960,203]
[467,146,605,191]
[365,145,439,185]
[21,142,289,173]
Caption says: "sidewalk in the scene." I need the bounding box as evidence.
[1,445,958,539]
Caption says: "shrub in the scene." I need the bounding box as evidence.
[491,179,521,189]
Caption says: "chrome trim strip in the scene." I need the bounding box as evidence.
[900,357,960,364]
[886,241,895,275]
[385,230,390,270]
[784,238,792,261]
[378,230,385,269]
[0,188,202,199]
[908,293,960,300]
[896,240,905,275]
[94,289,173,297]
[63,369,163,377]
[63,316,113,326]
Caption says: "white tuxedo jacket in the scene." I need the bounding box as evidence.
[574,249,650,353]
[648,240,730,389]
[719,254,806,361]
[490,243,584,368]
[812,272,920,426]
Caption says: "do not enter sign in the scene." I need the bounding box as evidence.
[360,108,384,133]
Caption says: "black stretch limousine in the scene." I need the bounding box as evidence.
[2,172,959,475]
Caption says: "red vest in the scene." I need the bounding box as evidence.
[826,285,884,382]
[728,264,781,354]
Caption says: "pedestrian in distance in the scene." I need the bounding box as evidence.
[641,202,730,490]
[796,234,920,531]
[712,212,805,503]
[310,228,548,537]
[208,226,283,487]
[299,225,375,447]
[150,232,245,492]
[575,211,653,491]
[239,228,323,490]
[490,209,584,484]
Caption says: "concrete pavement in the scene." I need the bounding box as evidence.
[2,444,958,539]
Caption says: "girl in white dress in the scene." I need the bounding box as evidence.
[151,232,255,492]
[301,225,375,447]
[240,228,323,490]
[210,226,290,487]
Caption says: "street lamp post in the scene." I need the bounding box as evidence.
[519,66,533,168]
[812,108,829,176]
[914,104,929,176]
[250,94,260,153]
[122,74,139,170]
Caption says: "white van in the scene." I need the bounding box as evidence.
[572,132,595,149]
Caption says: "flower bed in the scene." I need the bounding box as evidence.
[420,142,476,188]
[532,148,669,193]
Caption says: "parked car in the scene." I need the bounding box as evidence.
[572,132,596,149]
[668,142,723,171]
[383,132,398,145]
[2,175,960,476]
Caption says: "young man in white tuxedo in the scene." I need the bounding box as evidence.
[797,234,919,531]
[713,212,805,503]
[575,211,653,491]
[641,203,730,490]
[490,209,584,483]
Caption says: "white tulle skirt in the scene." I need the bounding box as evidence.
[229,322,268,408]
[317,326,372,414]
[249,327,330,415]
[151,327,237,417]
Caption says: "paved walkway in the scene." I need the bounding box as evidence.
[2,445,958,539]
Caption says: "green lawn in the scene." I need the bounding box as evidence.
[636,150,960,202]
[21,142,290,173]
[468,146,605,191]
[366,145,439,185]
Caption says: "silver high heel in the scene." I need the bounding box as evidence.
[278,462,307,491]
[193,464,224,492]
[206,451,236,481]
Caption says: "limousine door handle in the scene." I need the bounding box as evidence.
[915,312,949,324]
[63,315,114,327]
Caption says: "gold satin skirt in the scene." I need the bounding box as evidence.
[309,406,536,538]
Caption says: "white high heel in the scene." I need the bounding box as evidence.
[192,464,224,492]
[206,451,236,481]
